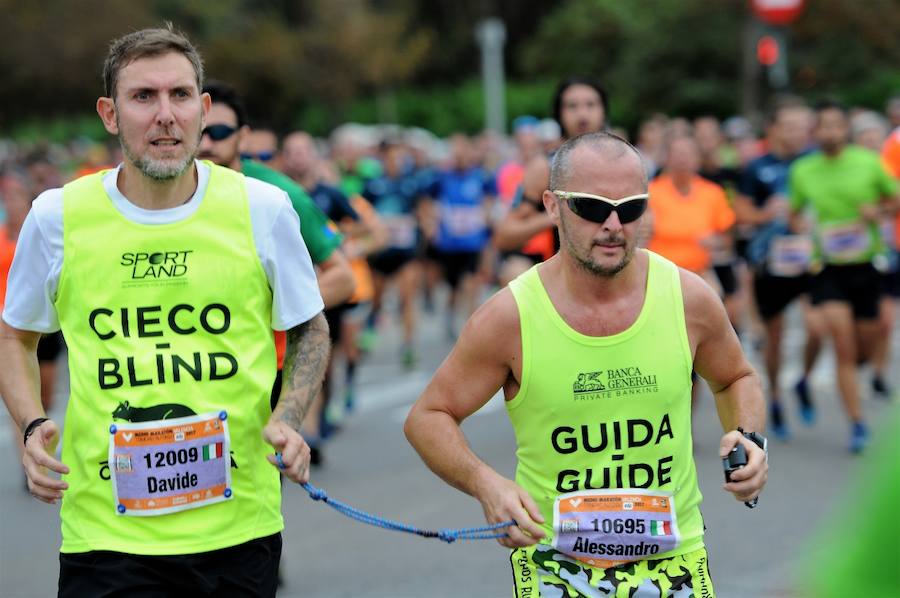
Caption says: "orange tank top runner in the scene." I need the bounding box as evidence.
[0,225,16,309]
[882,128,900,249]
[647,175,735,274]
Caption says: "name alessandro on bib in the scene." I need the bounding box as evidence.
[88,303,239,388]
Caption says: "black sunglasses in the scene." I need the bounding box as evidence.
[202,124,238,141]
[552,190,649,224]
[240,151,275,162]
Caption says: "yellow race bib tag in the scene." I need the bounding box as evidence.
[108,411,233,517]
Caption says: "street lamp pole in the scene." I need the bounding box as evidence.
[476,18,507,134]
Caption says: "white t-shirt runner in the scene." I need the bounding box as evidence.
[2,161,324,332]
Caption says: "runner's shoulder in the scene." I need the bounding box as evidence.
[678,267,726,326]
[458,287,520,358]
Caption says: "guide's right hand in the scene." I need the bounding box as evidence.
[23,419,69,504]
[473,469,546,548]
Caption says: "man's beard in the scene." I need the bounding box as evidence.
[560,213,634,277]
[119,119,200,181]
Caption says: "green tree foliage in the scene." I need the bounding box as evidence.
[517,0,900,131]
[0,0,432,134]
[517,0,747,130]
[1,0,897,139]
[789,0,900,106]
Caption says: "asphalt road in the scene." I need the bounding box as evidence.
[1,289,897,598]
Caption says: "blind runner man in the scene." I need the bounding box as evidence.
[0,25,329,597]
[405,132,768,597]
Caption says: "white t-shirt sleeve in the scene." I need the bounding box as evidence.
[2,189,64,333]
[246,178,324,330]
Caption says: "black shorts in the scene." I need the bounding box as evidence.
[369,249,416,277]
[753,270,812,320]
[324,303,352,345]
[270,368,282,411]
[735,238,750,262]
[713,263,739,297]
[810,263,882,320]
[58,533,282,598]
[37,331,64,362]
[422,242,442,262]
[439,250,481,289]
[882,266,900,299]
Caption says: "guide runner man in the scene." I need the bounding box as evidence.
[406,132,768,596]
[0,25,330,596]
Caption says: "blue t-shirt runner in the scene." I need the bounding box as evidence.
[431,166,496,254]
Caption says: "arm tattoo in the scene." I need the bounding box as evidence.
[275,312,331,431]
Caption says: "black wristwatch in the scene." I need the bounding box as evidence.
[738,427,768,457]
[737,427,767,509]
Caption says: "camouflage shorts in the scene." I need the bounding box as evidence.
[510,544,714,597]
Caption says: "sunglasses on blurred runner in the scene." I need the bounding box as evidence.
[201,124,238,141]
[240,151,275,162]
[552,190,649,224]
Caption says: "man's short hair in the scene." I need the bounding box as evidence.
[814,98,849,117]
[549,131,645,191]
[552,77,609,132]
[103,23,204,99]
[203,80,247,128]
[765,94,807,126]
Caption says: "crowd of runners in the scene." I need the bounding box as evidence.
[0,24,898,597]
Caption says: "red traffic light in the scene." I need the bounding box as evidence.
[757,35,780,66]
[751,0,805,26]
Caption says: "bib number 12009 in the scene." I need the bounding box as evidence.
[144,448,199,469]
[592,518,646,535]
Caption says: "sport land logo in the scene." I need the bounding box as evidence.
[120,250,192,281]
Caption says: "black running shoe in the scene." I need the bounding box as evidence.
[795,377,816,425]
[872,376,892,400]
[769,400,790,440]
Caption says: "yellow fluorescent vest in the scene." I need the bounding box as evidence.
[507,251,704,561]
[55,164,281,554]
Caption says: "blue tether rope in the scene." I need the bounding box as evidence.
[276,453,514,543]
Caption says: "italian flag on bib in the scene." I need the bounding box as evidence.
[202,442,224,461]
[650,520,671,536]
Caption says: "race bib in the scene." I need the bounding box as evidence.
[768,235,813,277]
[383,215,417,249]
[552,489,680,568]
[820,222,871,263]
[442,204,486,237]
[879,219,896,248]
[108,411,232,517]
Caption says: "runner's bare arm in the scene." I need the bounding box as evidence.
[0,321,69,502]
[734,193,787,226]
[416,196,437,242]
[405,290,546,547]
[681,270,768,503]
[264,312,330,482]
[316,249,356,308]
[492,156,554,251]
